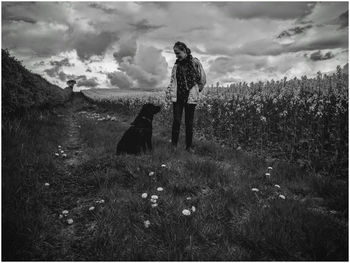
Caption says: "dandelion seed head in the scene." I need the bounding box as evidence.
[182,209,191,216]
[89,206,95,211]
[44,183,50,186]
[149,171,155,176]
[144,220,151,228]
[279,194,286,199]
[157,187,164,192]
[151,195,158,200]
[62,210,69,215]
[267,166,273,170]
[161,164,166,168]
[67,218,74,224]
[141,193,148,199]
[191,206,196,212]
[251,188,259,192]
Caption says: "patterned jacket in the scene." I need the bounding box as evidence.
[165,57,206,104]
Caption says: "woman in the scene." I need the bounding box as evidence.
[165,41,206,153]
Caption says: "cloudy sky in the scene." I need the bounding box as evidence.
[2,1,348,90]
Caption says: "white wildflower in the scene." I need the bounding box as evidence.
[186,197,191,200]
[55,153,59,156]
[44,183,50,187]
[260,116,267,122]
[151,203,158,208]
[67,218,74,225]
[151,195,158,200]
[191,206,196,212]
[58,214,63,219]
[141,193,148,199]
[58,145,62,148]
[267,166,273,170]
[144,220,151,228]
[161,164,166,168]
[265,173,271,177]
[279,194,286,199]
[157,187,164,192]
[274,184,281,188]
[182,209,191,216]
[251,188,259,192]
[62,210,69,215]
[149,171,155,176]
[150,198,157,203]
[89,206,95,211]
[62,153,67,158]
[237,146,242,150]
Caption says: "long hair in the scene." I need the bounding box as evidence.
[173,41,193,60]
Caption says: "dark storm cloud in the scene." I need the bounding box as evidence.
[210,2,316,20]
[74,31,119,60]
[77,76,99,87]
[88,3,117,14]
[113,35,138,63]
[338,10,348,29]
[308,50,335,61]
[135,2,171,9]
[207,33,348,57]
[128,19,164,33]
[209,57,236,74]
[44,58,73,79]
[107,71,133,89]
[277,25,313,39]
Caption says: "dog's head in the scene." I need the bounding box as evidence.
[140,103,161,117]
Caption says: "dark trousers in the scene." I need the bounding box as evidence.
[171,101,196,149]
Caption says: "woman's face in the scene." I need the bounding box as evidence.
[174,47,187,60]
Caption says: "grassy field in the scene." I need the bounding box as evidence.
[2,93,348,260]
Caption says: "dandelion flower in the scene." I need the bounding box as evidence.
[279,194,286,199]
[89,206,95,211]
[58,145,62,148]
[151,195,158,200]
[274,184,281,188]
[182,209,191,216]
[161,164,166,168]
[191,206,196,212]
[144,220,151,228]
[141,193,148,199]
[59,214,63,219]
[149,171,155,176]
[55,153,59,156]
[44,183,50,187]
[267,166,273,170]
[251,188,259,192]
[265,173,271,177]
[67,218,74,225]
[157,187,164,192]
[150,198,157,203]
[100,199,105,204]
[237,146,242,150]
[62,210,69,215]
[186,197,191,200]
[151,203,158,208]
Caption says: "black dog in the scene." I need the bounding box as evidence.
[116,103,161,155]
